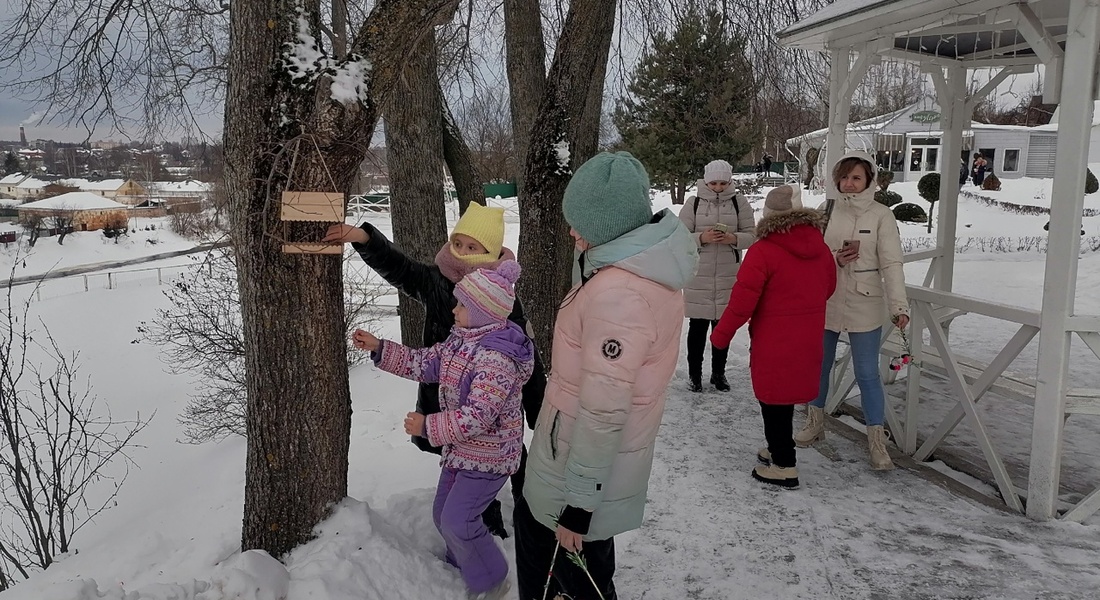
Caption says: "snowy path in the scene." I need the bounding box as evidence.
[612,358,1100,600]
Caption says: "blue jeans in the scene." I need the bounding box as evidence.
[811,328,886,426]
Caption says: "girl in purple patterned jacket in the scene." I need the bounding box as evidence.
[352,260,533,599]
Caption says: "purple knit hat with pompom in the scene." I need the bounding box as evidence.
[454,260,522,328]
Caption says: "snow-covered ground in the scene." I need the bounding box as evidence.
[1,178,1099,599]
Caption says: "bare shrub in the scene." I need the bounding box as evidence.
[0,270,148,589]
[137,248,387,443]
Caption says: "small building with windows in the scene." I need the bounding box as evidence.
[787,99,1057,183]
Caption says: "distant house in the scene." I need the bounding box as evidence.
[787,99,1059,183]
[0,173,27,198]
[145,179,212,208]
[13,177,49,201]
[15,192,129,231]
[1047,101,1100,166]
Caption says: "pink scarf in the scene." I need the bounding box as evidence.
[434,243,517,284]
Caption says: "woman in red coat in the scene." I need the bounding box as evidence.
[711,184,836,488]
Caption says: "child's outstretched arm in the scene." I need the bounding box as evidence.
[357,329,444,384]
[325,223,451,306]
[424,350,519,446]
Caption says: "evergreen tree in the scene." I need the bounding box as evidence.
[2,152,19,174]
[613,8,759,204]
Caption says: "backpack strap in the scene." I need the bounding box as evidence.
[823,198,835,230]
[693,195,700,216]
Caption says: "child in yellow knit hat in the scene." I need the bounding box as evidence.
[323,201,545,540]
[449,202,505,267]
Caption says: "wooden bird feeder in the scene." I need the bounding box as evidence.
[280,191,344,254]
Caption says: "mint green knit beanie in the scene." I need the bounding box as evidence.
[562,152,654,247]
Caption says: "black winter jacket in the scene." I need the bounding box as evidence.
[352,222,547,455]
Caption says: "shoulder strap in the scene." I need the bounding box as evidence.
[693,195,700,216]
[823,198,835,230]
[732,194,741,216]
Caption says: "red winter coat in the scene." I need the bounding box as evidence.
[711,209,837,404]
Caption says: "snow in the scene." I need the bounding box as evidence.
[0,172,26,185]
[329,56,373,105]
[59,178,127,192]
[281,11,372,106]
[284,11,325,83]
[553,139,571,173]
[17,192,130,211]
[148,181,213,194]
[1,183,1100,599]
[16,177,49,190]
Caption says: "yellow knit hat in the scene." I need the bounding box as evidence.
[451,203,505,260]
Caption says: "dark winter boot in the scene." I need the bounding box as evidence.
[688,356,704,393]
[710,347,730,392]
[481,499,508,539]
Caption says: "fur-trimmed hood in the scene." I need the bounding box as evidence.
[754,208,829,260]
[755,208,827,238]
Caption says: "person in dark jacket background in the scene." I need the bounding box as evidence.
[711,184,836,489]
[324,203,547,538]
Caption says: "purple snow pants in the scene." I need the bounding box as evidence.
[433,467,509,594]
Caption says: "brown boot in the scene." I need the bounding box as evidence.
[867,425,895,470]
[794,406,826,447]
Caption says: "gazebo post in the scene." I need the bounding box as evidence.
[824,47,853,185]
[927,65,968,294]
[824,42,882,188]
[1027,0,1100,520]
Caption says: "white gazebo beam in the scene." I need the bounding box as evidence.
[925,64,968,293]
[884,48,1040,69]
[1028,0,1100,521]
[965,65,1036,112]
[963,34,1068,61]
[1007,2,1065,103]
[824,41,886,188]
[907,21,1016,37]
[826,0,1029,48]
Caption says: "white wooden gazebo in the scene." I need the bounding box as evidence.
[779,0,1100,521]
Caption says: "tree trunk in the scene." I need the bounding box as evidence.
[385,31,450,347]
[516,0,616,366]
[442,97,485,214]
[504,0,547,192]
[673,180,686,205]
[225,0,457,558]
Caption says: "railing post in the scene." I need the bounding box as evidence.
[158,268,162,285]
[83,275,88,292]
[108,272,113,290]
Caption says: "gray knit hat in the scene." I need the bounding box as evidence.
[562,152,654,247]
[762,184,803,219]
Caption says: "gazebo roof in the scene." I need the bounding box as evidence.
[779,0,1069,69]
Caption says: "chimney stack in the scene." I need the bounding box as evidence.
[19,126,26,146]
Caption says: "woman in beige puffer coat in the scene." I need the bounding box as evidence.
[794,150,909,470]
[678,159,756,393]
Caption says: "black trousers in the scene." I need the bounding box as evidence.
[686,318,727,377]
[759,402,796,468]
[514,497,618,600]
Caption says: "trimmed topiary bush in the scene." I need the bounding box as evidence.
[917,172,940,202]
[877,170,894,191]
[1086,168,1098,195]
[875,190,903,207]
[893,203,928,223]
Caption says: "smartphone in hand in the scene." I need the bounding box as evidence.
[713,223,729,233]
[842,239,860,253]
